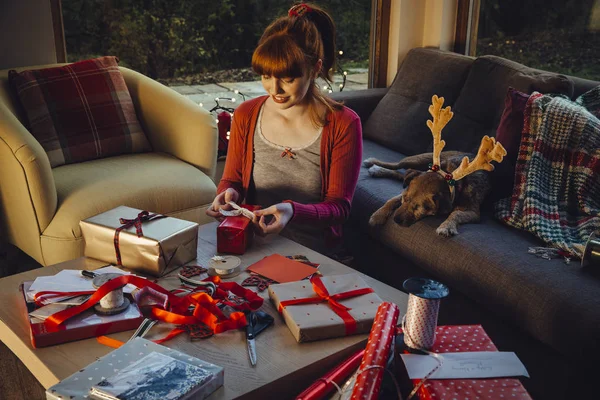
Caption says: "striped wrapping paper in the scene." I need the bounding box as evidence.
[350,302,400,400]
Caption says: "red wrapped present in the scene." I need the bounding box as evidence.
[405,325,532,400]
[217,204,260,255]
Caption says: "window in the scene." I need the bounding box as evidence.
[465,0,600,81]
[61,0,372,93]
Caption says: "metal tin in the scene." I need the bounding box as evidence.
[582,231,600,268]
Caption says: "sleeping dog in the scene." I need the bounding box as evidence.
[363,95,506,237]
[363,151,491,236]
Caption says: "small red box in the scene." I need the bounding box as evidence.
[217,205,261,255]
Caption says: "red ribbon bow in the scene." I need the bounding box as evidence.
[277,275,374,335]
[113,211,166,265]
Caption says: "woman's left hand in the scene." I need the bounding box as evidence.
[253,203,294,236]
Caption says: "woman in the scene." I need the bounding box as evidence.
[206,3,362,256]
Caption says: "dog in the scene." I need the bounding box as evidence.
[363,151,492,237]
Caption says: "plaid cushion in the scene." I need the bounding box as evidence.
[9,56,150,167]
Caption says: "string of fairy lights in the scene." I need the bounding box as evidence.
[199,50,350,142]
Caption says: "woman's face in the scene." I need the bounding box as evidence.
[261,70,313,110]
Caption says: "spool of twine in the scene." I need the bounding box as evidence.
[403,294,441,349]
[92,273,129,315]
[99,287,125,309]
[402,277,449,350]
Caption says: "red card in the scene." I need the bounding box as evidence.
[246,254,318,283]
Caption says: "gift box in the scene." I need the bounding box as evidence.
[80,205,198,277]
[400,325,532,400]
[268,273,383,342]
[217,204,260,255]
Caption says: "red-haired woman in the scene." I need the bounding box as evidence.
[206,3,362,257]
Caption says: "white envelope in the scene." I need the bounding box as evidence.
[401,351,530,379]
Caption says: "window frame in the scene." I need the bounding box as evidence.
[453,0,480,56]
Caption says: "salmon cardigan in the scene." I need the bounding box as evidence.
[217,95,363,247]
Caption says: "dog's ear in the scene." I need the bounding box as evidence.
[403,169,423,188]
[433,192,452,214]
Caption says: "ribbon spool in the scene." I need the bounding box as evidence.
[92,273,130,315]
[402,277,449,350]
[208,256,242,278]
[582,230,600,268]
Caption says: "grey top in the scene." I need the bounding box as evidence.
[252,104,327,253]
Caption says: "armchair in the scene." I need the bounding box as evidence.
[0,64,218,266]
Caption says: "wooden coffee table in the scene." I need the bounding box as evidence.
[0,222,408,399]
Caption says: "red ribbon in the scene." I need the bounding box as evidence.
[278,275,374,335]
[113,211,166,265]
[43,274,263,344]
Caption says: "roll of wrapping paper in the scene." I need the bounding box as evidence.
[296,348,365,400]
[350,302,399,400]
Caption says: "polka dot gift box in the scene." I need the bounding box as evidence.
[403,325,532,400]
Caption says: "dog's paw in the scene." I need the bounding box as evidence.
[369,212,389,227]
[363,158,377,168]
[367,165,386,177]
[436,224,458,237]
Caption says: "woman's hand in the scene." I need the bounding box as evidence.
[253,203,294,236]
[205,188,240,219]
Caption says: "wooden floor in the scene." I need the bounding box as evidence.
[0,241,46,399]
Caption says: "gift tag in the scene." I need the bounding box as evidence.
[179,265,208,278]
[178,323,214,340]
[241,274,276,292]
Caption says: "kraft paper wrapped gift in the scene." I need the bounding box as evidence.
[268,273,383,342]
[80,206,198,277]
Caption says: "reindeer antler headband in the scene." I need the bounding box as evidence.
[427,95,507,202]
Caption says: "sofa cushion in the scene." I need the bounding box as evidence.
[489,87,530,203]
[445,55,574,154]
[362,48,473,155]
[8,56,150,167]
[42,152,216,239]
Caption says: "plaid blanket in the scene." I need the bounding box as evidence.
[495,87,600,258]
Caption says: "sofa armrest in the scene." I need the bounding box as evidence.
[0,103,57,256]
[120,68,218,181]
[330,88,388,124]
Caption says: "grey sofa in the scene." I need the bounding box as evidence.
[333,48,600,399]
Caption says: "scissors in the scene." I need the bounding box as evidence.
[245,310,274,367]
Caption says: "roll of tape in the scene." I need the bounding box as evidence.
[209,255,242,278]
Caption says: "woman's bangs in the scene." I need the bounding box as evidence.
[252,36,305,78]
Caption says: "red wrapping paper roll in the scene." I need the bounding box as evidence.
[351,302,400,400]
[296,348,365,400]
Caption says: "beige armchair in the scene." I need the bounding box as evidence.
[0,65,218,266]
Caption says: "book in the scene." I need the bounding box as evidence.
[46,337,224,400]
[89,352,213,400]
[20,281,144,348]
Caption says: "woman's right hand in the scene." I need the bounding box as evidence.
[205,188,240,219]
